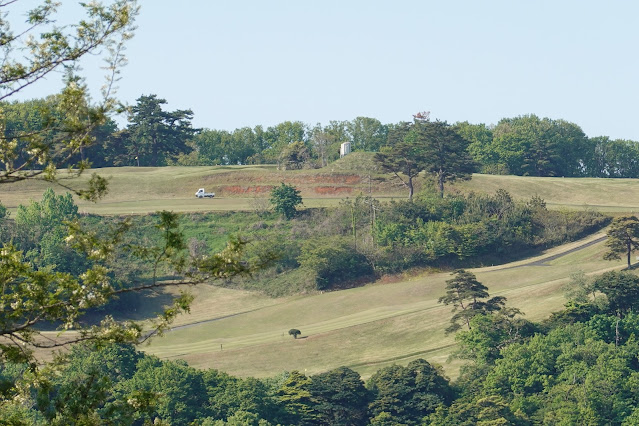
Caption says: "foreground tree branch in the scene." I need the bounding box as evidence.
[0,210,275,363]
[0,0,139,200]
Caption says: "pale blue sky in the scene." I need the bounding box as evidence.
[16,1,639,140]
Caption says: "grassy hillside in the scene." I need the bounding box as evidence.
[144,231,624,380]
[11,159,638,379]
[3,155,639,214]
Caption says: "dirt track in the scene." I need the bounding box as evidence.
[501,235,608,270]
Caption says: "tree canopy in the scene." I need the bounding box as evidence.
[604,215,639,267]
[375,116,475,200]
[120,94,198,166]
[438,269,506,333]
[270,183,303,219]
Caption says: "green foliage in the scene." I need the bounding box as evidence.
[309,367,369,426]
[414,119,477,196]
[562,270,597,304]
[453,121,497,174]
[347,116,388,152]
[454,308,534,365]
[373,190,609,271]
[375,121,427,201]
[269,183,302,219]
[8,315,639,425]
[367,359,454,425]
[490,115,585,177]
[593,271,639,316]
[288,329,301,339]
[0,0,138,200]
[119,94,198,166]
[454,114,639,179]
[298,236,373,290]
[275,370,317,425]
[39,344,142,424]
[438,270,506,333]
[427,395,527,425]
[581,136,639,178]
[0,209,263,367]
[14,188,87,274]
[473,322,639,424]
[278,141,311,170]
[119,357,208,425]
[604,215,639,267]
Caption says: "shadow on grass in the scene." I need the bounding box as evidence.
[77,289,175,327]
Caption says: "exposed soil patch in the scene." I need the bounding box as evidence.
[314,186,354,195]
[219,186,273,195]
[205,171,399,196]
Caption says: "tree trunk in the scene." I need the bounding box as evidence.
[628,240,632,268]
[408,176,414,201]
[438,170,445,198]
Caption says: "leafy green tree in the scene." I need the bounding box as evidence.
[415,119,476,197]
[309,367,370,426]
[0,201,11,245]
[347,116,388,152]
[604,215,639,267]
[275,371,317,425]
[375,121,424,201]
[324,120,351,162]
[427,395,525,426]
[562,270,597,304]
[198,369,279,424]
[1,210,261,365]
[593,271,639,316]
[288,329,301,339]
[308,125,334,167]
[367,359,454,425]
[14,188,86,274]
[123,94,197,166]
[490,115,588,177]
[479,322,639,424]
[580,136,639,178]
[298,236,373,290]
[278,141,311,170]
[454,308,533,365]
[191,129,233,165]
[190,127,264,166]
[38,343,143,424]
[262,121,308,164]
[118,356,208,425]
[377,116,475,199]
[453,121,498,174]
[438,269,506,333]
[270,183,302,219]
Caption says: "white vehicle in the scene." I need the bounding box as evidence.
[195,188,215,198]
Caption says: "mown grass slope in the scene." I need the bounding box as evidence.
[4,153,639,214]
[146,232,624,379]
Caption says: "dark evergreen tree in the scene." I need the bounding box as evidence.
[124,94,198,166]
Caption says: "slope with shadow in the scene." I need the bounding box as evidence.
[145,231,623,380]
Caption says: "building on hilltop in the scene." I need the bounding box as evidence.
[340,142,351,158]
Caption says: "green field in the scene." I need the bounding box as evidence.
[14,162,636,379]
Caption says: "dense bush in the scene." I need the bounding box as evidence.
[1,188,609,298]
[372,189,609,271]
[298,236,374,290]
